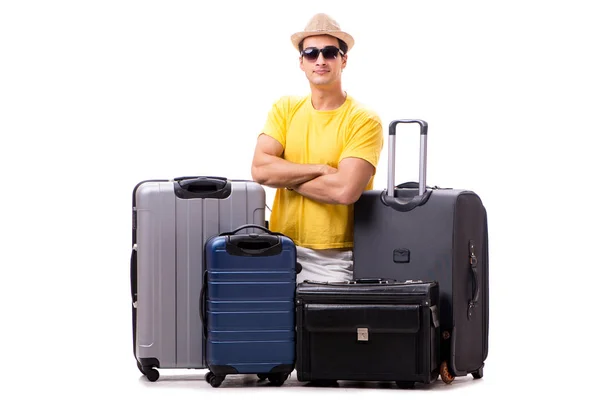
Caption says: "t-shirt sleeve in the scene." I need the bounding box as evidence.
[261,97,288,148]
[339,112,384,172]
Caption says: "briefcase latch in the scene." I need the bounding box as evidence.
[357,327,369,342]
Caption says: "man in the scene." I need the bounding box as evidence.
[251,13,384,282]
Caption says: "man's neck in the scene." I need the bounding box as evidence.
[310,87,347,111]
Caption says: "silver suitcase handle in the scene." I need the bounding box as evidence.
[381,119,431,212]
[387,119,428,197]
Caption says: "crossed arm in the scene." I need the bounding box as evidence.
[251,134,375,205]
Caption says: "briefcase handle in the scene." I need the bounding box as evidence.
[351,278,394,284]
[300,278,396,285]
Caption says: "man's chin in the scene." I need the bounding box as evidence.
[310,78,331,86]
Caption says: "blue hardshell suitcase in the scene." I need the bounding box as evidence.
[202,224,300,387]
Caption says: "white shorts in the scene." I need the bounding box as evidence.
[295,246,354,283]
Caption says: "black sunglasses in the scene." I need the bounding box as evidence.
[301,46,345,61]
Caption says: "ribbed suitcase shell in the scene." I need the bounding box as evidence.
[203,226,297,386]
[131,177,265,381]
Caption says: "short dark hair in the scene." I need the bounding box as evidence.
[298,37,348,55]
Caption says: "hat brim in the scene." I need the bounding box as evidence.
[291,30,355,53]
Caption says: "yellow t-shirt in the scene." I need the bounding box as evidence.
[262,94,384,250]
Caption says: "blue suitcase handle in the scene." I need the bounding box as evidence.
[199,271,208,337]
[227,236,282,257]
[219,223,284,237]
[218,225,302,271]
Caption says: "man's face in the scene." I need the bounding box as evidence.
[299,35,346,87]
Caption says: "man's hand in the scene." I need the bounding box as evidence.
[320,165,338,176]
[291,157,375,205]
[251,134,329,188]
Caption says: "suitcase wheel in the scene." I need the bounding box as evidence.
[257,373,269,381]
[205,371,225,388]
[472,365,484,380]
[143,367,159,382]
[440,361,454,384]
[396,381,415,389]
[267,372,289,386]
[138,361,159,382]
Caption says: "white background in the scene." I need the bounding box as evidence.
[1,0,598,398]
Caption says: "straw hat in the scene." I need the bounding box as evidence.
[290,13,355,52]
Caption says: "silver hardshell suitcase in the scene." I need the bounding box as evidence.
[130,176,266,381]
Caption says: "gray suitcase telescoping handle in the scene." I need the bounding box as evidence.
[381,119,432,212]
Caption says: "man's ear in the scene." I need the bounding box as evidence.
[299,56,305,71]
[342,54,348,68]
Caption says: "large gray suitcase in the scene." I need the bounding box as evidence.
[130,176,266,381]
[352,120,489,385]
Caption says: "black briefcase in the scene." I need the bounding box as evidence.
[295,279,440,389]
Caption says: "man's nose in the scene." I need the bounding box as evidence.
[315,51,326,64]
